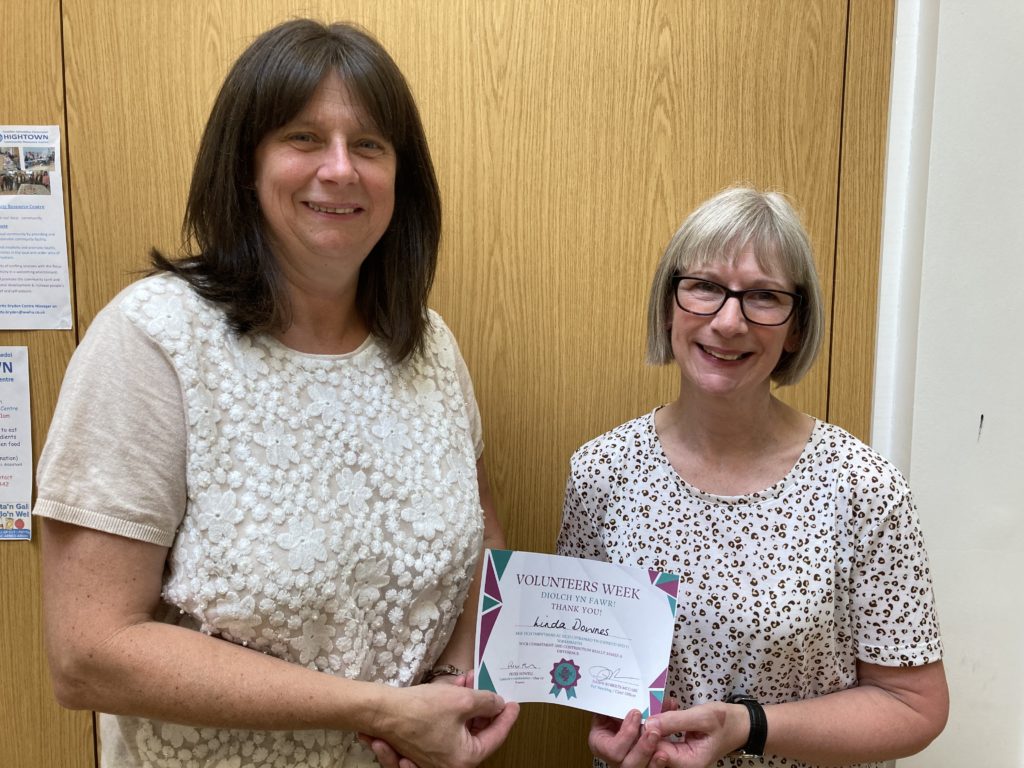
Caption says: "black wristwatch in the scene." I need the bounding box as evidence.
[420,664,465,684]
[727,694,768,757]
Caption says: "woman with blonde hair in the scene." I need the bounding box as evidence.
[558,186,947,768]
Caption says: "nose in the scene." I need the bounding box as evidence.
[709,295,748,335]
[318,140,358,183]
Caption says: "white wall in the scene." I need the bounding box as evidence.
[876,1,1024,765]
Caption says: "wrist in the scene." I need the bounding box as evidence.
[726,695,768,757]
[362,678,401,738]
[420,663,466,684]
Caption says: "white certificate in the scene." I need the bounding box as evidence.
[475,549,679,719]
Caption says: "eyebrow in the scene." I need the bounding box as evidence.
[684,271,791,290]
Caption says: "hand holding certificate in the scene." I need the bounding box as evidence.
[475,550,679,719]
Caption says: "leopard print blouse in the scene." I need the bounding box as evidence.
[556,410,942,768]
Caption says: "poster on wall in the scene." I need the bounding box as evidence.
[0,125,72,329]
[0,347,32,540]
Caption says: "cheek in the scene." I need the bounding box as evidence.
[376,167,397,204]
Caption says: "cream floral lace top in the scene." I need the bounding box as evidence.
[35,274,485,767]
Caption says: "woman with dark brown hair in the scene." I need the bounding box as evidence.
[35,19,517,768]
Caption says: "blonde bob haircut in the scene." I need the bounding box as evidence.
[645,186,824,386]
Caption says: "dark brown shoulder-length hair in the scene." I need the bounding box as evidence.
[152,18,441,362]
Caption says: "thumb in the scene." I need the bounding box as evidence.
[468,700,520,756]
[464,690,509,720]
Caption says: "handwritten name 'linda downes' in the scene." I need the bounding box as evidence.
[533,616,610,636]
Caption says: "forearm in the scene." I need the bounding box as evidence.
[645,662,947,767]
[761,664,948,765]
[53,616,395,735]
[42,519,400,737]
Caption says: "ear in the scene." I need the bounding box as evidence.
[783,321,801,353]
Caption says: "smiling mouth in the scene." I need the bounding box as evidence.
[699,344,750,362]
[307,203,358,214]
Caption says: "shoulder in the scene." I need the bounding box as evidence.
[811,421,910,489]
[570,412,655,474]
[114,273,222,334]
[808,422,918,536]
[416,308,464,366]
[423,308,457,347]
[67,278,188,378]
[110,272,194,310]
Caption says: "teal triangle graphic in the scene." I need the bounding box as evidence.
[490,549,513,580]
[482,594,501,612]
[478,662,496,693]
[666,595,677,616]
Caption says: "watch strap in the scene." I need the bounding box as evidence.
[420,664,465,684]
[727,695,768,756]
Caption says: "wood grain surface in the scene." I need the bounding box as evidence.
[2,2,893,765]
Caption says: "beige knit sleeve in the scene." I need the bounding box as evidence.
[33,299,187,546]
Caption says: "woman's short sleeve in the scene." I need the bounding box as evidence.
[33,303,188,546]
[845,463,943,666]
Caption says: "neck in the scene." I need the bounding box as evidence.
[655,389,813,495]
[659,387,802,460]
[274,279,368,355]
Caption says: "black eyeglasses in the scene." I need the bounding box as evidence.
[670,276,801,326]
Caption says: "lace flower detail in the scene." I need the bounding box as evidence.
[413,378,445,418]
[195,489,243,544]
[139,290,186,339]
[354,558,391,608]
[305,382,347,425]
[208,593,262,643]
[408,587,441,630]
[335,468,372,516]
[279,527,328,573]
[160,722,200,748]
[291,614,337,666]
[188,384,221,438]
[401,499,445,540]
[254,422,300,468]
[372,414,412,454]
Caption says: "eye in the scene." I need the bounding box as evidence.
[353,137,390,157]
[684,280,723,297]
[285,132,319,147]
[746,290,784,307]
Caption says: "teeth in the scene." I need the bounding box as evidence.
[309,203,356,214]
[702,345,744,361]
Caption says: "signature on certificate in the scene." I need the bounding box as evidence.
[589,666,640,684]
[502,661,539,671]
